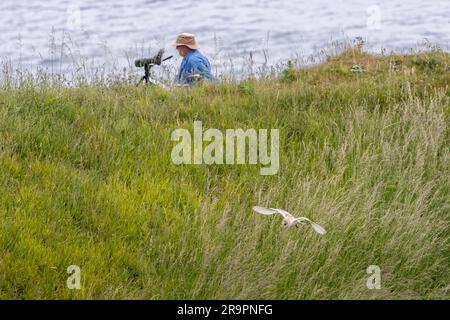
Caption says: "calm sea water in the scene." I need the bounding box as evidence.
[0,0,449,76]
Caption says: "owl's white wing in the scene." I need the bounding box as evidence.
[294,217,327,235]
[273,208,294,220]
[310,222,326,235]
[252,206,279,215]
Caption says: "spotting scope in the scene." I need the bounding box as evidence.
[134,49,173,85]
[134,49,173,67]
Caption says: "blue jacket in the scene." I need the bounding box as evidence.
[176,50,212,85]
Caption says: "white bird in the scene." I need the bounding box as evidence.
[252,206,327,235]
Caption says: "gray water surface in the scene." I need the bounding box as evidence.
[1,0,449,76]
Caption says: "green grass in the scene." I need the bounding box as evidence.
[0,48,449,299]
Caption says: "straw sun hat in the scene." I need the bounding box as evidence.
[173,33,199,50]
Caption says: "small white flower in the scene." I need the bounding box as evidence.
[253,206,326,235]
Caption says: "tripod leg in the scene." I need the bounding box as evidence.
[136,76,146,86]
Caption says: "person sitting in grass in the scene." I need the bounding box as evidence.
[173,33,212,85]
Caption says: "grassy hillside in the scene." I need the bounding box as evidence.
[0,48,449,299]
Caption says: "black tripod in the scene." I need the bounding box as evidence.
[138,62,153,85]
[136,55,173,86]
